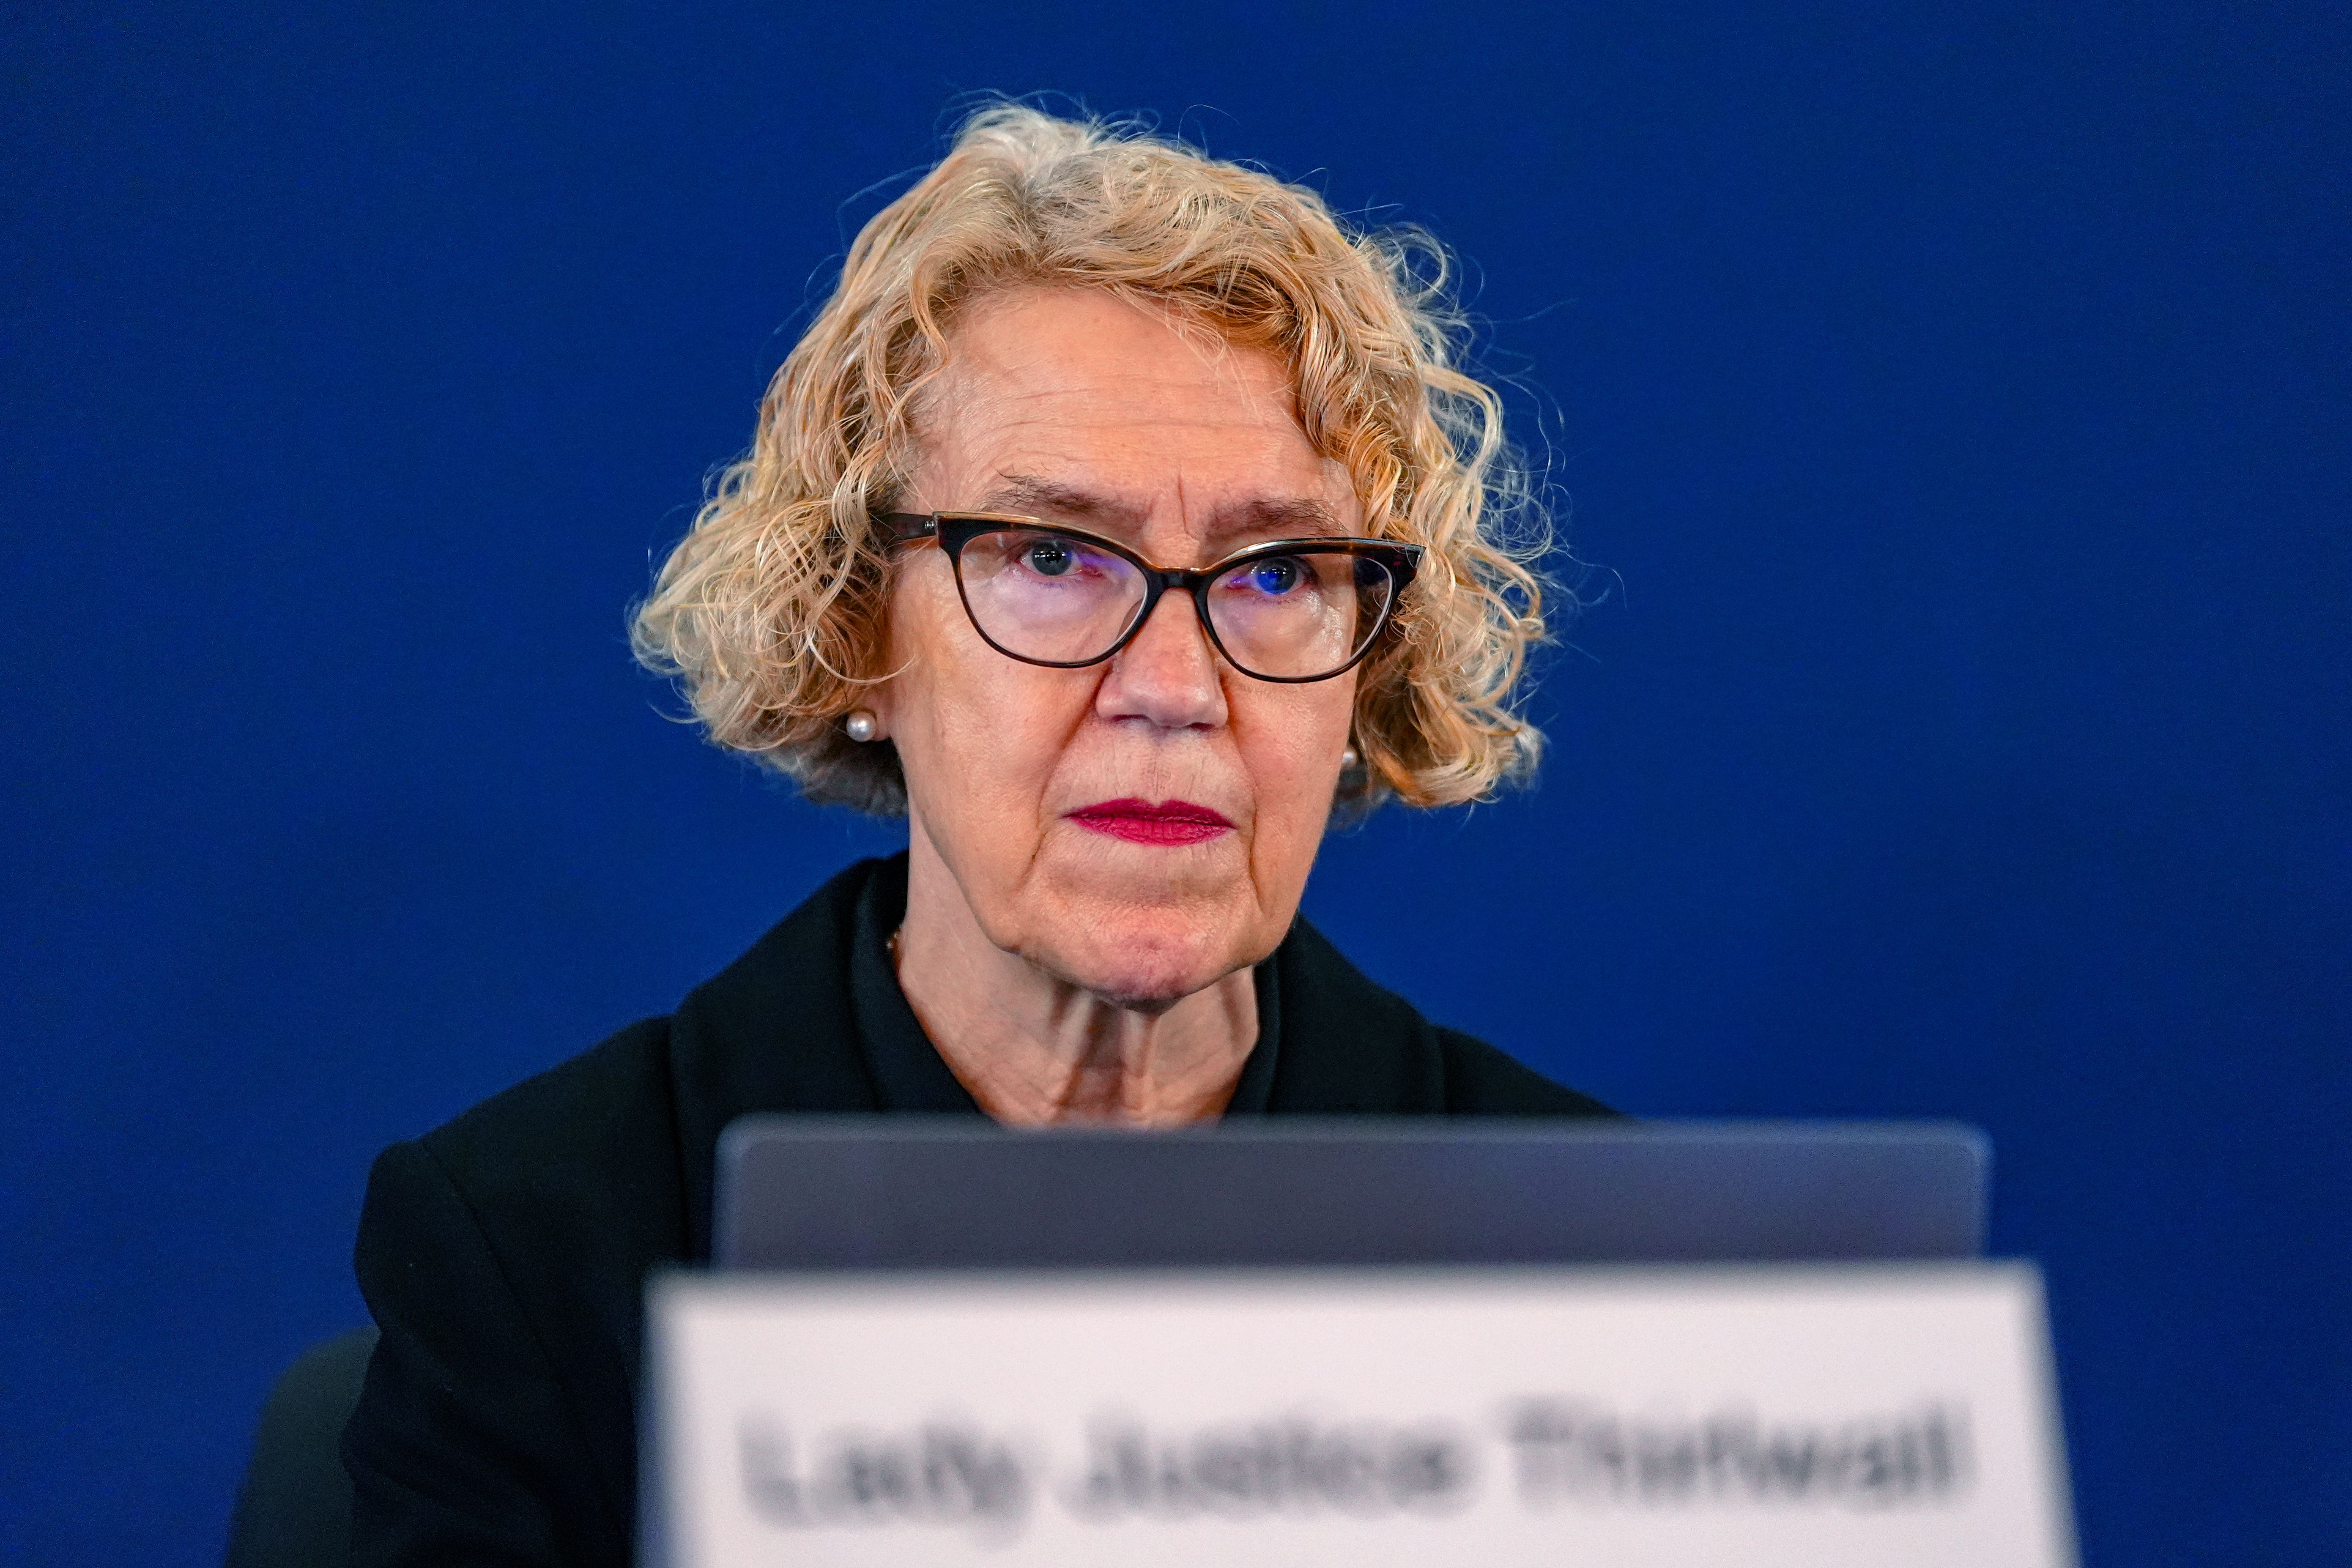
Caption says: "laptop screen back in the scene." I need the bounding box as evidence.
[714,1119,1989,1270]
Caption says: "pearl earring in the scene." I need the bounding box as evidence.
[1341,744,1361,770]
[843,709,880,743]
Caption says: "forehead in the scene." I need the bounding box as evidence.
[915,287,1355,544]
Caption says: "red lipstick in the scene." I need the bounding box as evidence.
[1067,798,1235,846]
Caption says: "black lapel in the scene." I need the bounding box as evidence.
[1264,916,1449,1113]
[666,856,889,1258]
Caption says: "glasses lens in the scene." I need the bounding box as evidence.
[954,528,1148,665]
[1206,550,1395,679]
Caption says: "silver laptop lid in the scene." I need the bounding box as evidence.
[714,1119,1989,1270]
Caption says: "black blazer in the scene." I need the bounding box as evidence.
[342,854,1612,1567]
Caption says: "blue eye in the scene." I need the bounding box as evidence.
[1246,558,1304,594]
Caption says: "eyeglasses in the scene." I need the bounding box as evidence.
[877,512,1422,684]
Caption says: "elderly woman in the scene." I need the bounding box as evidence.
[343,105,1611,1566]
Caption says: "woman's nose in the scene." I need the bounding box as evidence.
[1095,590,1230,731]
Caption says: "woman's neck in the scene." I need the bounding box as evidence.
[891,841,1259,1127]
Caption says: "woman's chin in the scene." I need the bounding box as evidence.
[1023,911,1257,1011]
[995,828,1295,1005]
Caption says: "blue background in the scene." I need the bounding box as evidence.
[4,3,2345,1563]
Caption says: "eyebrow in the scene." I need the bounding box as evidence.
[975,474,1346,543]
[1208,495,1345,539]
[975,475,1147,527]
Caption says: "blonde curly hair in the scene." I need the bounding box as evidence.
[631,103,1550,815]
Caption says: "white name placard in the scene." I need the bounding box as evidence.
[648,1263,2075,1567]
